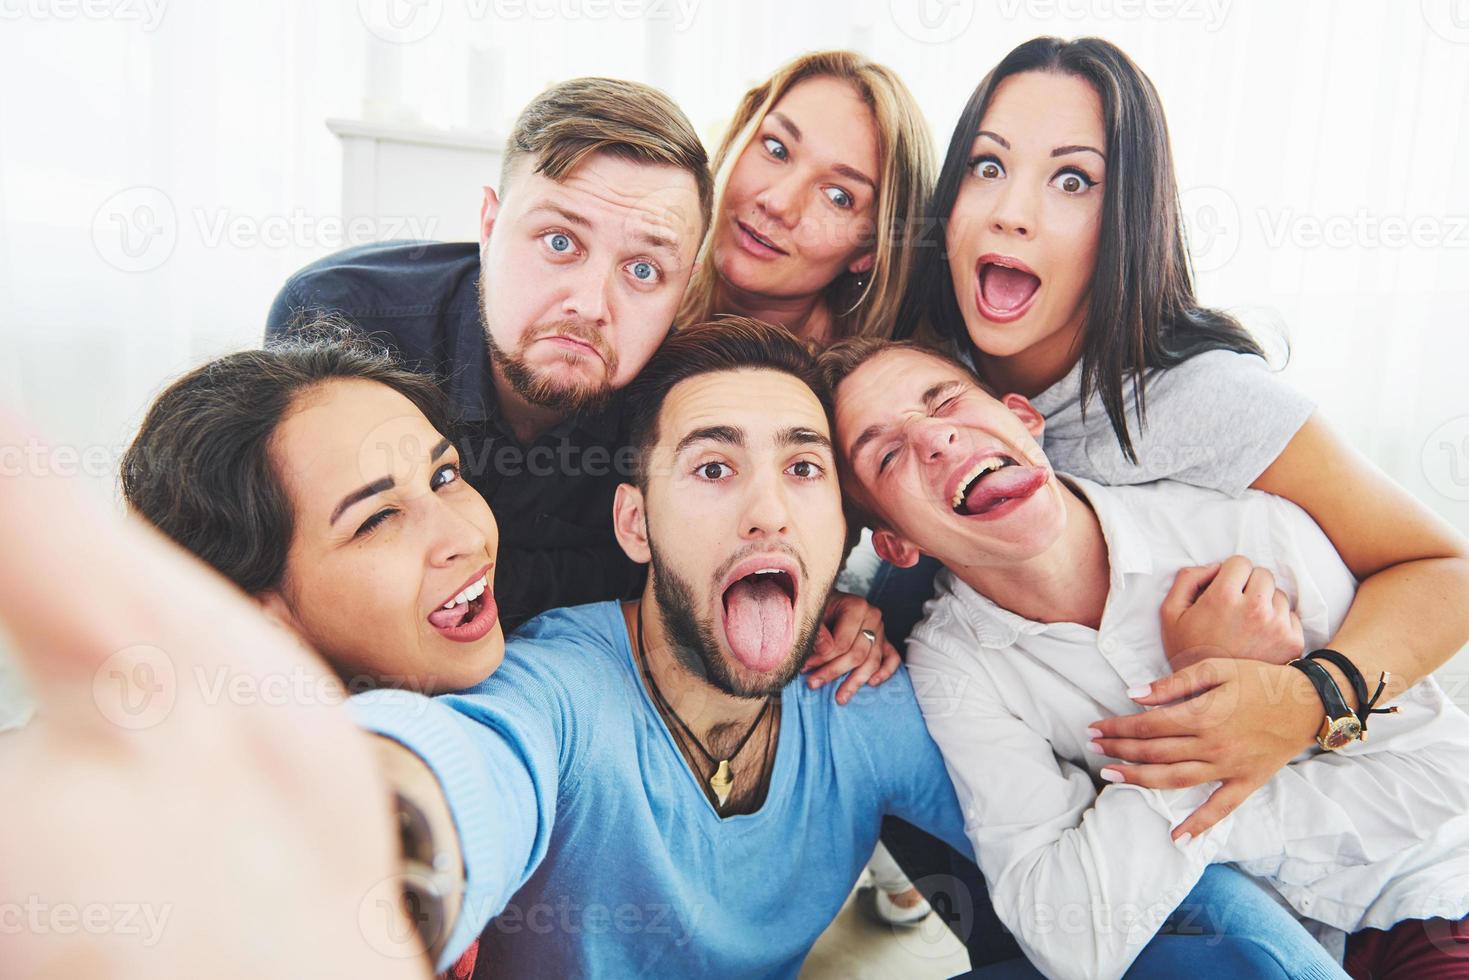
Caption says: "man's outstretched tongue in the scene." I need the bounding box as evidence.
[981,265,1040,312]
[723,577,792,672]
[963,464,1048,515]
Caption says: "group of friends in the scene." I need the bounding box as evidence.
[5,35,1469,980]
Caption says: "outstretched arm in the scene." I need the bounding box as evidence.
[0,408,427,979]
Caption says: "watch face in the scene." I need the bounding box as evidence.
[1321,717,1362,751]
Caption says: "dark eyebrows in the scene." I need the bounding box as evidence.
[976,131,1105,164]
[1052,144,1105,162]
[675,425,744,455]
[777,427,832,452]
[769,111,802,143]
[329,436,454,526]
[330,476,393,526]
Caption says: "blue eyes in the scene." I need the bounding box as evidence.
[762,135,855,211]
[541,230,660,284]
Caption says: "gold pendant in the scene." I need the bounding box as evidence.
[709,759,733,806]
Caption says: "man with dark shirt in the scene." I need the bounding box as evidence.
[267,77,711,629]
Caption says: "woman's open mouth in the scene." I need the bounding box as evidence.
[974,254,1041,324]
[718,557,798,672]
[948,454,1049,519]
[735,219,788,258]
[427,568,499,643]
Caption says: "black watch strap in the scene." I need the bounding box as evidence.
[1288,657,1361,750]
[1305,648,1399,738]
[1306,649,1370,714]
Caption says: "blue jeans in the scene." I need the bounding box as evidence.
[964,864,1347,979]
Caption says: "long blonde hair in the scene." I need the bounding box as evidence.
[678,51,934,341]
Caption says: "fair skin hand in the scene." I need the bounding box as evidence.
[478,151,703,445]
[805,591,902,704]
[261,379,505,694]
[0,410,428,980]
[709,75,879,345]
[952,71,1469,838]
[1091,417,1469,839]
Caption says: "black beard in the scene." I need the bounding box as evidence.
[478,270,615,417]
[648,538,827,699]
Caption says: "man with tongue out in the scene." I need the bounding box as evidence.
[821,338,1469,980]
[350,318,975,978]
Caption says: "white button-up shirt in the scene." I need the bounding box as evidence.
[907,477,1469,980]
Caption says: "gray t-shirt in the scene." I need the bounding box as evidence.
[1030,348,1315,497]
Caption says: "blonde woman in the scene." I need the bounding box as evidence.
[679,50,933,345]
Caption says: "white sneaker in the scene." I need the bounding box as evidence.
[871,886,931,927]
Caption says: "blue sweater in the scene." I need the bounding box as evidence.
[351,601,972,978]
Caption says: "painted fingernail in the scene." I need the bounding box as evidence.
[1086,741,1104,755]
[1086,726,1103,739]
[1127,684,1151,699]
[1100,768,1124,783]
[1174,832,1193,847]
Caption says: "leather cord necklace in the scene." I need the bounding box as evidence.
[636,601,772,808]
